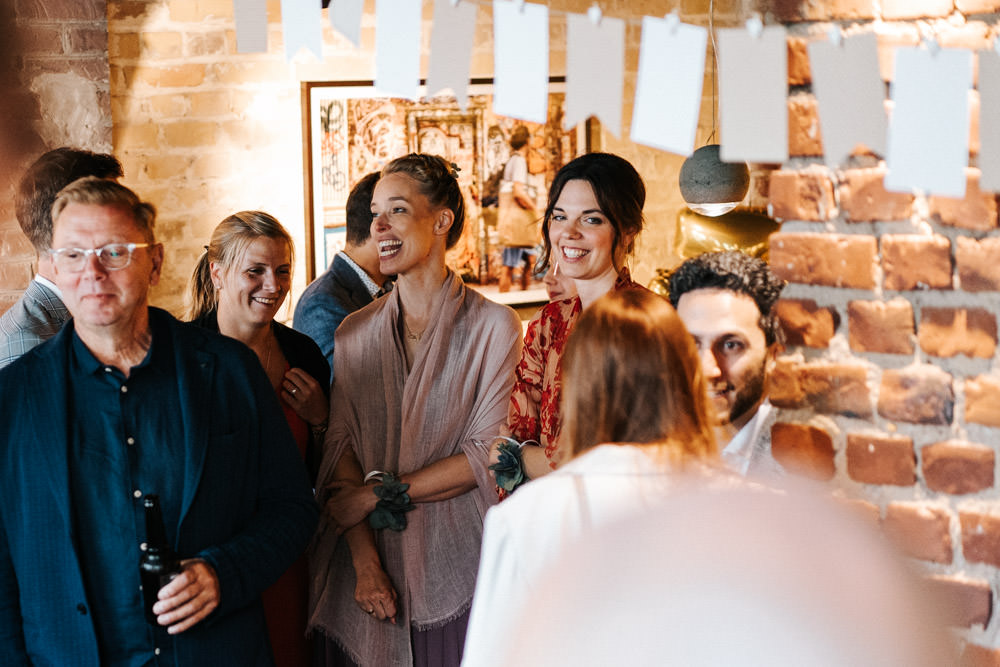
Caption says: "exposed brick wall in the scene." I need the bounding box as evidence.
[767,1,1000,653]
[0,0,109,314]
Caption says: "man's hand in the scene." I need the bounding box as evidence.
[152,559,220,634]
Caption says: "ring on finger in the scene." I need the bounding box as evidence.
[290,386,298,395]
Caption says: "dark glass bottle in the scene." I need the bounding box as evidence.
[139,494,182,624]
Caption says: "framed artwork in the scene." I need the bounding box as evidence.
[301,78,585,293]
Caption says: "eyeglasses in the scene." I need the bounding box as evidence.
[48,243,152,272]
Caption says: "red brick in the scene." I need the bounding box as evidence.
[769,358,803,408]
[774,299,838,348]
[923,441,994,495]
[787,37,810,85]
[788,94,822,158]
[19,27,63,54]
[962,643,1000,667]
[769,0,875,21]
[882,503,952,563]
[878,366,954,425]
[848,299,914,354]
[798,363,871,417]
[770,422,835,481]
[767,169,836,221]
[108,1,153,20]
[770,233,877,289]
[881,235,952,291]
[67,27,107,54]
[0,262,33,290]
[881,0,953,19]
[961,512,1000,568]
[957,236,1000,291]
[965,375,1000,427]
[919,307,997,359]
[14,0,105,19]
[928,169,999,232]
[841,167,914,222]
[924,576,991,627]
[847,433,916,486]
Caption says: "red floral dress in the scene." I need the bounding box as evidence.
[505,269,645,465]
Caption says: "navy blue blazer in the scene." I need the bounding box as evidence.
[293,253,376,373]
[0,308,319,666]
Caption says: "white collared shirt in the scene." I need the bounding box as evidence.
[721,401,782,478]
[338,251,380,298]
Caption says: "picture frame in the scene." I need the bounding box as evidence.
[301,78,586,302]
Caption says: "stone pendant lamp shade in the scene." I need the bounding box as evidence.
[679,144,751,217]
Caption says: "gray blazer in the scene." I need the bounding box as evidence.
[0,279,69,369]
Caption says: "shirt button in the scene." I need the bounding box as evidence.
[104,367,112,373]
[127,437,135,445]
[76,603,88,615]
[121,385,128,393]
[155,648,161,656]
[133,489,142,498]
[140,542,148,551]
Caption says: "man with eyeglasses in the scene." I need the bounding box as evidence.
[0,147,123,369]
[0,177,318,666]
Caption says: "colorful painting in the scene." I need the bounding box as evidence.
[304,81,580,284]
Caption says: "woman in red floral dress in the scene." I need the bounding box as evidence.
[496,152,650,482]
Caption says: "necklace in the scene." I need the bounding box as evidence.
[403,318,424,342]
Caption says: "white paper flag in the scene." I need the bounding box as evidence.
[809,33,887,166]
[280,0,323,62]
[979,50,1000,193]
[630,16,707,154]
[566,12,625,136]
[885,47,972,197]
[718,25,788,163]
[493,1,549,123]
[233,0,267,53]
[375,0,422,100]
[330,0,365,48]
[427,0,478,110]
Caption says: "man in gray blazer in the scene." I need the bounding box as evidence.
[294,171,390,373]
[0,147,122,368]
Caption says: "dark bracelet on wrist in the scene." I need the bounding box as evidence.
[367,472,415,532]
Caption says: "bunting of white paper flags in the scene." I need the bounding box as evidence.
[493,1,549,124]
[630,15,707,155]
[280,0,323,62]
[233,0,267,53]
[979,49,1000,193]
[885,47,972,197]
[375,0,422,100]
[565,12,624,136]
[809,33,887,167]
[426,0,478,111]
[718,25,788,163]
[330,0,365,48]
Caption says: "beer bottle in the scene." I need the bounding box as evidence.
[139,494,182,624]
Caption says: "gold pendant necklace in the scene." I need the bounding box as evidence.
[403,319,423,342]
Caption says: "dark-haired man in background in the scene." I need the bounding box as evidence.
[294,171,389,373]
[669,250,786,478]
[0,147,123,368]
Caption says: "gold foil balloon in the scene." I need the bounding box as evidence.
[676,208,781,261]
[648,209,781,294]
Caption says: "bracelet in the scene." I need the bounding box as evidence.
[488,436,529,493]
[367,472,415,532]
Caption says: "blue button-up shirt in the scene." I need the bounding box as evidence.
[67,317,184,666]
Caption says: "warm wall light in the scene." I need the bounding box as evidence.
[679,144,750,216]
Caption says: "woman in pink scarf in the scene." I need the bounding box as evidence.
[309,154,522,666]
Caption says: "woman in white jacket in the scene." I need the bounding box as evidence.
[463,288,727,665]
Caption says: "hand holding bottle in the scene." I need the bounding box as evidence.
[151,559,220,634]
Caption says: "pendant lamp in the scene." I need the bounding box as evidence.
[679,0,751,217]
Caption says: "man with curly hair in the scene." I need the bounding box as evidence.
[669,251,786,478]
